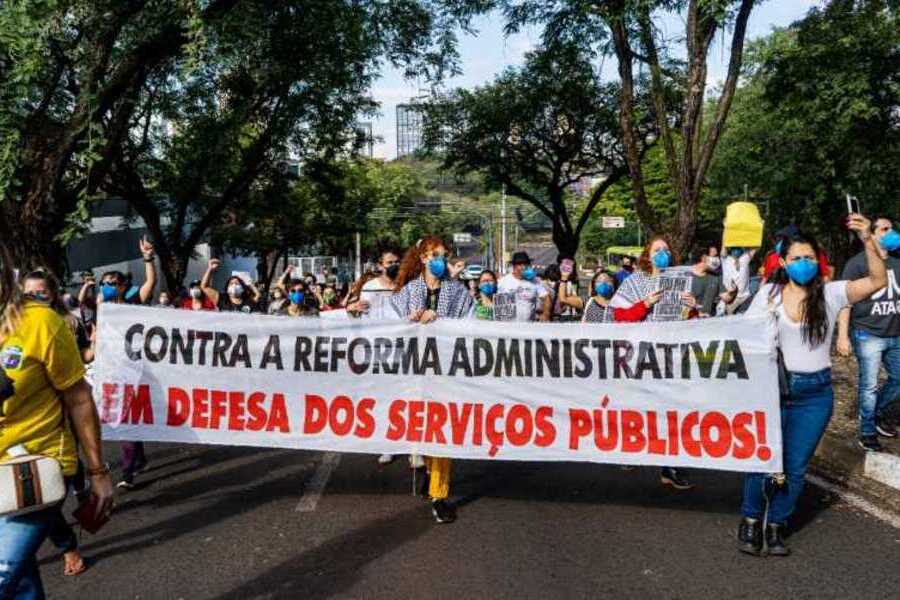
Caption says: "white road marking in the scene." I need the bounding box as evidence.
[295,452,341,512]
[806,473,900,530]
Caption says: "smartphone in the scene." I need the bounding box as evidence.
[846,194,861,215]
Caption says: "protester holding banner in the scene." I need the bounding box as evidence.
[835,216,900,452]
[474,270,498,321]
[273,278,319,318]
[496,251,551,322]
[202,259,260,314]
[580,271,617,323]
[610,236,698,490]
[738,215,887,557]
[391,236,474,523]
[348,249,401,320]
[0,246,114,597]
[551,256,581,322]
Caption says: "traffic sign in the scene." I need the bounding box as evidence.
[453,232,473,243]
[601,216,626,229]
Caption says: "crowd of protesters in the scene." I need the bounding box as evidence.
[1,212,899,596]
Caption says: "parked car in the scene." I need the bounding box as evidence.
[463,264,484,280]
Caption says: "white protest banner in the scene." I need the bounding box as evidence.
[93,304,782,473]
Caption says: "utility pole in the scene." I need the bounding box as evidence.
[354,232,361,280]
[500,184,507,274]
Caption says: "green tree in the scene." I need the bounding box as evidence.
[494,0,761,257]
[0,0,481,276]
[707,0,900,264]
[423,43,661,257]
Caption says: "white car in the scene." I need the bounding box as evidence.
[463,264,484,280]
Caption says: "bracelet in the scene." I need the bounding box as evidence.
[143,255,156,263]
[86,463,111,477]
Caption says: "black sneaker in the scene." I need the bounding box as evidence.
[858,435,883,452]
[415,467,430,499]
[660,467,694,490]
[737,517,762,556]
[875,419,897,438]
[116,475,135,490]
[431,499,456,524]
[765,523,790,557]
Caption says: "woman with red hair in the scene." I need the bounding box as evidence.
[609,235,699,490]
[391,236,474,523]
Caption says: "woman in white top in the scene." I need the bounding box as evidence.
[738,215,887,557]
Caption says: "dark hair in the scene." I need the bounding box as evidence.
[377,248,401,263]
[543,263,561,282]
[770,231,828,347]
[101,270,126,285]
[475,269,497,301]
[589,270,615,295]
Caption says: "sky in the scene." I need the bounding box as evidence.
[368,0,825,159]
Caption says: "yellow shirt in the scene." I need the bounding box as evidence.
[1,302,85,476]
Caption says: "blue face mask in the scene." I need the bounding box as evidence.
[785,258,819,285]
[729,247,744,258]
[879,229,900,252]
[427,256,447,278]
[522,266,537,281]
[774,240,784,256]
[651,250,671,270]
[289,291,304,305]
[595,282,614,299]
[100,282,118,301]
[478,282,496,296]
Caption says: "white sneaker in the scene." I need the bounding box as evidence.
[409,454,425,469]
[377,454,394,465]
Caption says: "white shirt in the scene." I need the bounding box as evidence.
[496,273,549,322]
[747,282,849,373]
[360,278,395,320]
[722,252,753,298]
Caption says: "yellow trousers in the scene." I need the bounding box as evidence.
[426,456,451,500]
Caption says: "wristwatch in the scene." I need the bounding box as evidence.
[86,463,111,477]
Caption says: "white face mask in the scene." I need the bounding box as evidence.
[190,288,203,300]
[705,256,721,271]
[228,283,244,298]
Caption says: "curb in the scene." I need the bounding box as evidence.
[811,430,900,516]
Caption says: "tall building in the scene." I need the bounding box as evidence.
[354,122,374,158]
[396,103,425,158]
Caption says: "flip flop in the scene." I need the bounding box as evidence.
[64,555,88,577]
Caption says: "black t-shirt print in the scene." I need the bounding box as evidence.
[219,297,257,314]
[841,251,900,337]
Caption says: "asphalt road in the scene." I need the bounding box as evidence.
[38,441,900,600]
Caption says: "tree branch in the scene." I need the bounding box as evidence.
[692,0,755,199]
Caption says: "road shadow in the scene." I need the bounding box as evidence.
[211,506,429,600]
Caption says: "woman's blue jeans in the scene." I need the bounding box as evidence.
[741,368,834,525]
[0,506,61,600]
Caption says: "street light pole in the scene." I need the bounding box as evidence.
[354,232,361,280]
[500,184,507,274]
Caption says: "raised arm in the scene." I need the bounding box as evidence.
[202,259,221,305]
[558,281,584,310]
[138,238,157,304]
[846,214,887,305]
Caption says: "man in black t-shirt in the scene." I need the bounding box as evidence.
[837,217,900,451]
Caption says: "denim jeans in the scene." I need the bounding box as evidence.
[0,507,60,600]
[742,369,834,525]
[851,329,900,437]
